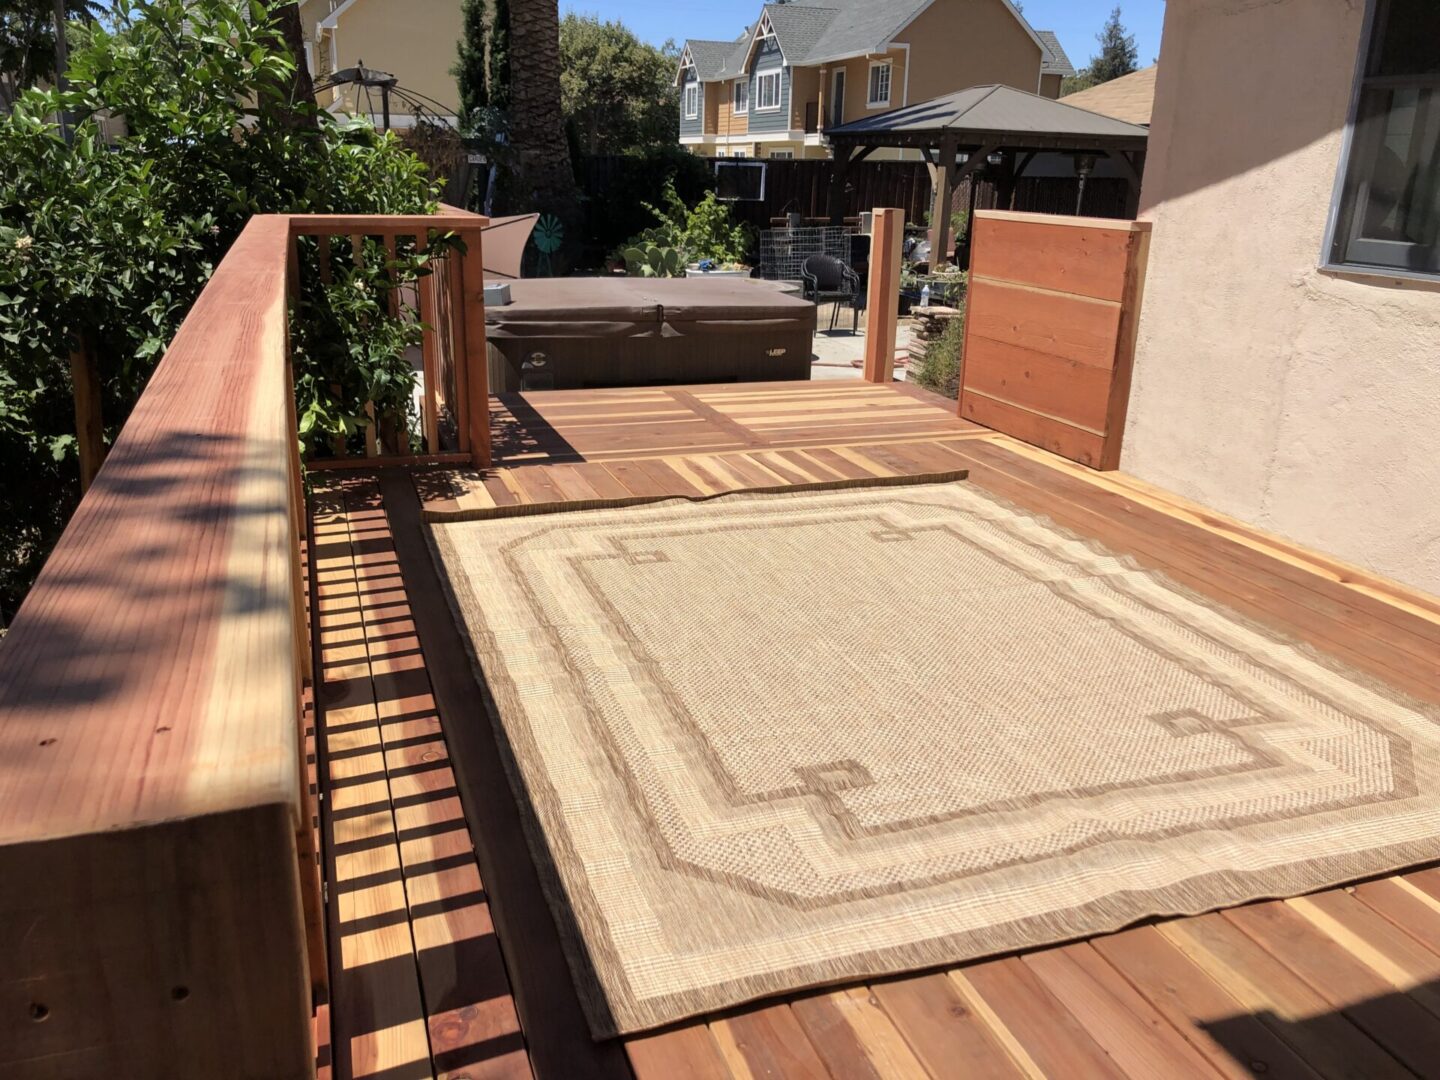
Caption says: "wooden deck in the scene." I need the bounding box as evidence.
[311,381,1440,1080]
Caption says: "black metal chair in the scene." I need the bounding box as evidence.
[800,254,860,333]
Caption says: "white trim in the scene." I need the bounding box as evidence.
[674,45,694,88]
[755,69,782,111]
[768,149,794,159]
[733,78,748,115]
[866,59,893,108]
[741,11,784,72]
[897,42,911,106]
[318,0,363,31]
[683,81,700,119]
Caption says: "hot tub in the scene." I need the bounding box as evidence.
[485,278,816,391]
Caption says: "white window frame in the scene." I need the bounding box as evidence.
[733,79,748,115]
[769,149,794,159]
[683,81,699,119]
[755,70,782,111]
[867,60,893,108]
[732,149,747,159]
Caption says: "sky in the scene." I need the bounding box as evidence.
[558,0,1167,73]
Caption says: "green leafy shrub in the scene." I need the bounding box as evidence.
[911,308,966,399]
[0,0,441,614]
[621,244,684,278]
[616,180,752,272]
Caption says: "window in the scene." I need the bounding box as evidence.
[732,150,747,159]
[683,82,699,119]
[755,70,781,111]
[733,79,748,115]
[867,61,892,108]
[1327,0,1440,275]
[769,149,794,159]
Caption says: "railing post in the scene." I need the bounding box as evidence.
[69,335,106,491]
[459,226,491,467]
[863,207,903,384]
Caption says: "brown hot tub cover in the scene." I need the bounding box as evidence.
[485,278,816,390]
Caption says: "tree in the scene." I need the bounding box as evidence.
[0,0,440,614]
[452,0,488,119]
[558,13,676,155]
[0,0,102,111]
[489,0,509,111]
[505,0,577,221]
[1061,6,1138,95]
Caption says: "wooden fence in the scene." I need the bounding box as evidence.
[577,154,1132,230]
[958,210,1152,470]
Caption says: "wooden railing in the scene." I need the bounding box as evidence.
[288,211,491,468]
[0,209,487,1076]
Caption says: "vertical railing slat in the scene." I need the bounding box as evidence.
[459,225,491,466]
[417,232,440,454]
[447,244,472,455]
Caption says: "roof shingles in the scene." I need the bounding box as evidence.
[681,0,1068,84]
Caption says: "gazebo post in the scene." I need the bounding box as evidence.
[827,144,854,225]
[927,134,958,266]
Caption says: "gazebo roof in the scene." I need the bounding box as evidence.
[827,84,1149,151]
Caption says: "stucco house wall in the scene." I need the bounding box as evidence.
[1124,0,1440,595]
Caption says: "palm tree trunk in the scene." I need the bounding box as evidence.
[505,0,578,224]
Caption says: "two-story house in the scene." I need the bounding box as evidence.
[676,0,1073,160]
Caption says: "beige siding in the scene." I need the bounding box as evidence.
[894,0,1042,102]
[1125,0,1440,594]
[718,79,749,138]
[703,83,721,134]
[790,66,820,130]
[324,0,463,118]
[1039,72,1063,99]
[822,48,909,125]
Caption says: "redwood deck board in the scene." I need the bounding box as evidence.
[306,381,1440,1079]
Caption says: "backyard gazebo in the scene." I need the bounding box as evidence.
[826,84,1150,264]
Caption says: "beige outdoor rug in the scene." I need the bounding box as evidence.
[429,479,1440,1038]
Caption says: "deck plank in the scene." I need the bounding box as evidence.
[1021,944,1222,1079]
[870,973,1027,1079]
[1222,900,1440,1075]
[1159,912,1411,1079]
[381,470,633,1080]
[710,1005,833,1080]
[958,957,1125,1080]
[1089,926,1323,1080]
[319,381,1440,1080]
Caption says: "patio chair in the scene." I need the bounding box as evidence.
[801,253,860,333]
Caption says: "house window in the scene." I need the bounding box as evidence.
[868,61,892,108]
[733,80,748,115]
[683,82,699,119]
[770,149,794,159]
[1327,0,1440,275]
[756,70,781,111]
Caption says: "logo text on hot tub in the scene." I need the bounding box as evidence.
[766,347,787,357]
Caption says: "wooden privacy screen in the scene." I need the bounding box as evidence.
[958,211,1151,470]
[0,211,488,1076]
